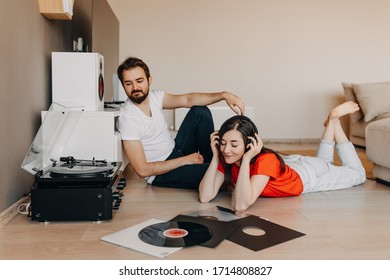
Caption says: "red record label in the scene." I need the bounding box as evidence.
[163,228,188,238]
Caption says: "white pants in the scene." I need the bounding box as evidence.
[284,140,366,194]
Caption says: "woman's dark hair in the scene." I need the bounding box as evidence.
[117,57,151,85]
[218,115,286,189]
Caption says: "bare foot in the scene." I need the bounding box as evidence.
[324,101,360,126]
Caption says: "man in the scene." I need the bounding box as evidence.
[117,57,245,189]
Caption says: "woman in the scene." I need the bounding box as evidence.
[199,101,366,211]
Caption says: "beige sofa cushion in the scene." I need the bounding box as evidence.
[366,118,390,168]
[352,82,390,122]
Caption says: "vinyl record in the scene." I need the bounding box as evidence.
[50,165,112,174]
[138,221,212,247]
[49,165,113,177]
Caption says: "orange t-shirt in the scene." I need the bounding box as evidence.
[217,153,303,197]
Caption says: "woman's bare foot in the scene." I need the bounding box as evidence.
[324,101,360,126]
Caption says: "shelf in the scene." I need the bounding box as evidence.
[38,0,74,20]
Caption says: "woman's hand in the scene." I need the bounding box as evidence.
[243,133,262,161]
[210,131,220,156]
[199,131,225,203]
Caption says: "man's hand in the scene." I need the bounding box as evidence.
[224,91,245,115]
[183,153,204,165]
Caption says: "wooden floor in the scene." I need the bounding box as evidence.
[1,143,390,260]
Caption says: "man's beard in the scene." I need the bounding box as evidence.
[129,90,149,104]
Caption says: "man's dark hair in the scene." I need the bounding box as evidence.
[117,57,151,84]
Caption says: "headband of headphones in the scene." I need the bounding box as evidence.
[227,115,258,134]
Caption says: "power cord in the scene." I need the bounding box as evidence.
[17,201,31,216]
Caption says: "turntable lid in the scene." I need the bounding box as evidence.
[21,102,85,175]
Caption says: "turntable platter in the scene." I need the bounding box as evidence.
[50,165,113,177]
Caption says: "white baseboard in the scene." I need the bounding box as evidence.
[263,138,319,144]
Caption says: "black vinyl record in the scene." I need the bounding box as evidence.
[138,221,213,247]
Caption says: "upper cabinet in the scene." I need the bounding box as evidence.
[38,0,74,20]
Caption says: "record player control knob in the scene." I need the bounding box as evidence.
[112,201,121,210]
[112,191,122,199]
[118,179,127,187]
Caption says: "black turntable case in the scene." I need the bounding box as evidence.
[31,184,114,222]
[30,171,125,222]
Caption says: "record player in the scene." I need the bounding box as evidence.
[22,103,125,222]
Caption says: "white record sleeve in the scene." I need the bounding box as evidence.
[100,218,182,258]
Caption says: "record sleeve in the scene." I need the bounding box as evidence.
[169,214,239,248]
[227,215,305,251]
[100,219,182,258]
[182,205,250,222]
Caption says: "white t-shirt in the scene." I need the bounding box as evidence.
[118,90,175,183]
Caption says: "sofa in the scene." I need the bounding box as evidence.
[343,82,390,185]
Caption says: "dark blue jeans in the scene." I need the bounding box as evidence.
[152,106,214,189]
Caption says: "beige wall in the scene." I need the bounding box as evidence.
[0,0,118,213]
[108,0,390,139]
[0,0,72,213]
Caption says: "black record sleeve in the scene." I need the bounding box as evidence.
[226,215,305,251]
[169,214,240,248]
